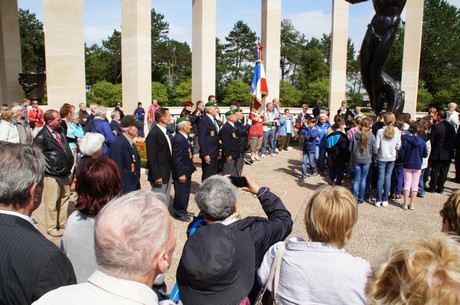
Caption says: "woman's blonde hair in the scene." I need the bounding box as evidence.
[1,109,13,121]
[360,117,372,154]
[383,112,395,139]
[440,190,460,236]
[304,186,358,249]
[367,232,460,305]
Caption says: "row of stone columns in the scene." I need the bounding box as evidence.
[0,0,423,117]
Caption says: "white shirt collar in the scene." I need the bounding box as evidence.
[0,210,36,227]
[157,124,167,134]
[179,131,189,139]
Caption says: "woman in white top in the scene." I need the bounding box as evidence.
[374,112,401,207]
[0,109,20,143]
[258,186,371,305]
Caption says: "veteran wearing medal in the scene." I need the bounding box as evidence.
[108,115,142,194]
[197,101,221,181]
[171,117,196,222]
[221,109,241,176]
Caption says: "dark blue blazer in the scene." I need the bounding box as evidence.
[197,114,220,158]
[146,125,172,183]
[235,121,250,153]
[172,132,195,180]
[0,214,76,305]
[220,122,240,160]
[108,135,141,193]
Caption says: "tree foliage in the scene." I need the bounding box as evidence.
[223,80,252,106]
[18,9,45,73]
[280,80,302,107]
[151,81,169,103]
[87,81,122,107]
[174,78,192,105]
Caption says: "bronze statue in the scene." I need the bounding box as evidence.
[346,0,406,115]
[18,73,46,102]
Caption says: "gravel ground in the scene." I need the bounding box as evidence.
[32,146,453,287]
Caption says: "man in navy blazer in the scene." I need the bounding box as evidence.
[108,115,143,194]
[0,143,76,305]
[146,107,173,206]
[220,110,241,176]
[172,117,196,221]
[197,101,220,181]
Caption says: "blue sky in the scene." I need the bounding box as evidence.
[18,0,460,50]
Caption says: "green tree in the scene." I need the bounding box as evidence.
[151,81,169,103]
[174,78,192,105]
[87,81,122,107]
[417,80,434,111]
[384,21,404,82]
[224,20,258,82]
[216,38,228,101]
[280,19,305,82]
[280,80,303,107]
[101,30,122,84]
[85,44,107,86]
[18,9,45,72]
[155,40,191,87]
[151,8,170,82]
[304,77,329,105]
[297,39,329,90]
[223,80,252,106]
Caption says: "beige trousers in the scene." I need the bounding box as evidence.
[42,176,70,232]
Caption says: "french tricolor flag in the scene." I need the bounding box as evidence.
[250,43,268,112]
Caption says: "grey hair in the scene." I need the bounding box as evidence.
[94,106,106,117]
[70,112,79,120]
[266,102,273,107]
[0,143,45,209]
[176,120,189,131]
[195,175,237,221]
[79,102,85,107]
[11,105,23,116]
[89,104,98,110]
[229,105,237,111]
[448,102,457,109]
[95,189,172,280]
[111,110,120,119]
[79,132,105,156]
[205,106,214,114]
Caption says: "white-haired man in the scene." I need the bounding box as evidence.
[33,190,176,305]
[447,102,459,131]
[0,143,76,305]
[87,106,116,156]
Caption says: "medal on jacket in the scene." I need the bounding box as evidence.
[189,148,193,159]
[131,163,135,173]
[210,130,215,137]
[232,132,236,138]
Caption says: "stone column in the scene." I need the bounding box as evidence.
[192,0,216,103]
[401,0,424,117]
[43,0,86,109]
[121,0,151,114]
[0,0,23,106]
[329,0,349,115]
[261,0,281,103]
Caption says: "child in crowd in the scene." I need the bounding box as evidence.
[133,102,145,137]
[389,120,405,200]
[316,114,330,175]
[399,122,428,210]
[375,112,401,207]
[418,119,431,197]
[279,109,295,151]
[349,117,376,204]
[326,119,349,186]
[300,118,319,180]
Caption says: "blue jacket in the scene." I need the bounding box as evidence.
[91,118,116,156]
[108,135,141,193]
[400,135,428,170]
[316,122,331,149]
[279,115,295,137]
[300,127,319,153]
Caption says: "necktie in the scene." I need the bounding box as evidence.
[53,131,64,149]
[213,119,219,132]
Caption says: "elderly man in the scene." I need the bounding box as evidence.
[34,110,74,237]
[108,115,143,194]
[147,99,160,130]
[197,100,220,181]
[88,106,116,156]
[190,175,293,303]
[261,102,276,157]
[272,98,281,151]
[0,143,76,305]
[146,107,173,206]
[221,110,241,176]
[447,102,459,131]
[33,190,176,305]
[189,100,204,154]
[312,99,323,117]
[172,117,196,221]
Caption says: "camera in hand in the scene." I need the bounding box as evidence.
[229,176,248,188]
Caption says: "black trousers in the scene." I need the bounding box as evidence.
[455,149,460,180]
[430,160,451,192]
[201,157,218,182]
[329,164,345,186]
[173,177,191,217]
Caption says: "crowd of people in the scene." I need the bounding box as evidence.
[1,97,460,304]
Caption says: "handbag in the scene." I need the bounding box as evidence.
[255,241,288,305]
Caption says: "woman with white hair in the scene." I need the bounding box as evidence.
[74,132,105,179]
[0,108,20,143]
[12,105,33,144]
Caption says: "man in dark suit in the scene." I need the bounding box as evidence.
[108,115,143,194]
[198,101,220,181]
[221,110,241,176]
[172,117,196,222]
[234,108,251,173]
[34,109,74,237]
[146,107,173,206]
[0,143,76,305]
[429,109,456,193]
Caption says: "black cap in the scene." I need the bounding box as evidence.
[121,115,144,128]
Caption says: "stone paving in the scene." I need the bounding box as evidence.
[33,146,455,286]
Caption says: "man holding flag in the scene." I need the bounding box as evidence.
[250,43,269,112]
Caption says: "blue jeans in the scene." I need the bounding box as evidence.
[353,163,370,201]
[302,151,316,176]
[273,127,280,149]
[261,129,275,155]
[418,169,426,195]
[376,160,395,202]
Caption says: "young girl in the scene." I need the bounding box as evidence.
[399,122,428,210]
[349,117,376,204]
[375,112,401,207]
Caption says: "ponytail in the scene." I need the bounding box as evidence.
[383,112,395,139]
